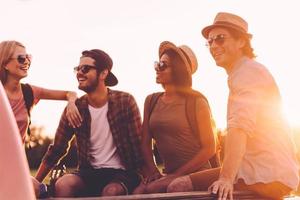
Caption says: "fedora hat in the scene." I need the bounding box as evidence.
[82,49,118,87]
[159,41,198,75]
[202,12,252,39]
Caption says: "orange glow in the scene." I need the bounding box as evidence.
[283,105,300,129]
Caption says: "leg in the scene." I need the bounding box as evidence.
[167,168,220,192]
[167,175,193,192]
[145,175,176,193]
[235,179,292,199]
[132,182,147,194]
[55,174,85,197]
[100,169,141,196]
[101,182,126,196]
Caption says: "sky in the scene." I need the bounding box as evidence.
[1,0,300,137]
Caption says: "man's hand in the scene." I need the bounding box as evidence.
[208,178,233,200]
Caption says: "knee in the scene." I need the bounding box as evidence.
[167,176,193,193]
[55,177,69,197]
[55,176,70,191]
[102,183,126,196]
[144,182,162,193]
[55,174,83,197]
[102,183,125,196]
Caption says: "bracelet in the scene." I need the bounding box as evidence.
[39,183,48,198]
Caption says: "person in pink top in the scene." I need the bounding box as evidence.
[166,12,299,200]
[0,40,82,198]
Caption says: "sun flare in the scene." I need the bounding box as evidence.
[283,105,300,129]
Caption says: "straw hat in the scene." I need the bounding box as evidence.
[159,41,198,75]
[202,12,252,39]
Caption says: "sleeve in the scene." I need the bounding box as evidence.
[126,94,144,168]
[227,67,267,137]
[30,85,44,105]
[40,106,75,169]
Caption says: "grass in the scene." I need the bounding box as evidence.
[30,169,50,184]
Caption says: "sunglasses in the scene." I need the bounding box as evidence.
[74,65,98,74]
[206,34,231,47]
[154,61,169,71]
[11,54,32,65]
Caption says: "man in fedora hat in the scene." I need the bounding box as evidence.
[35,49,143,197]
[167,12,299,199]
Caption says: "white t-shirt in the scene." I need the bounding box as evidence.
[88,103,124,169]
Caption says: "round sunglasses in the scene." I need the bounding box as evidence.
[74,65,98,74]
[154,61,169,71]
[10,54,32,65]
[206,34,231,47]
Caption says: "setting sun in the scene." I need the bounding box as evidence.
[1,0,300,199]
[284,105,300,129]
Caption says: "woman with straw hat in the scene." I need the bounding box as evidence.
[134,41,216,194]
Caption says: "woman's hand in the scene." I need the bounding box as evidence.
[143,169,163,184]
[208,178,233,200]
[143,174,179,193]
[66,101,82,128]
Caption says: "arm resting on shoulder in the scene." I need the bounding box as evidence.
[39,88,82,127]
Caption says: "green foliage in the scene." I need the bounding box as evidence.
[25,126,52,169]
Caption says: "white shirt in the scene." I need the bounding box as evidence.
[227,57,299,190]
[88,103,124,169]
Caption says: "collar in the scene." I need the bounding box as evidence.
[227,56,249,76]
[77,88,116,108]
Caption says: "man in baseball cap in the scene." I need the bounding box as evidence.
[35,49,143,198]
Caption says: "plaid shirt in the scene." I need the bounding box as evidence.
[41,89,143,172]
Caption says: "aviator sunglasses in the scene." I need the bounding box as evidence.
[206,34,231,47]
[11,54,32,65]
[74,65,98,74]
[154,61,169,71]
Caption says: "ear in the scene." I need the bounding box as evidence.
[237,37,246,49]
[100,69,109,80]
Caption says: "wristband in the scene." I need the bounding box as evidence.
[39,183,48,198]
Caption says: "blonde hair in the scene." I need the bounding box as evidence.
[0,40,25,84]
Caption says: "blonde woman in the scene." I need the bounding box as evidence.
[0,40,82,198]
[0,40,82,143]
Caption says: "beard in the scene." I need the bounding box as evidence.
[78,76,99,93]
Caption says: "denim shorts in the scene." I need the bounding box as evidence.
[73,168,141,197]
